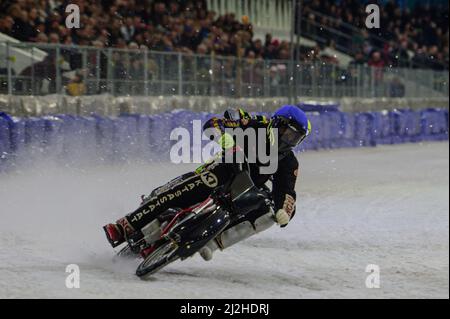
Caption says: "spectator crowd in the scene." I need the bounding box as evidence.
[302,0,449,70]
[1,0,447,70]
[0,0,300,63]
[0,0,448,97]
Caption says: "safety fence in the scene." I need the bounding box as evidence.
[0,108,448,171]
[1,42,449,99]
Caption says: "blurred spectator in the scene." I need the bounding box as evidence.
[120,17,136,43]
[0,16,14,35]
[391,40,411,68]
[389,77,405,97]
[351,51,367,65]
[368,51,385,69]
[242,50,264,89]
[19,53,57,93]
[66,73,86,96]
[368,51,385,84]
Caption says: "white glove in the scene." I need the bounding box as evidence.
[275,209,291,226]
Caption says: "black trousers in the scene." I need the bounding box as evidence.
[125,161,235,230]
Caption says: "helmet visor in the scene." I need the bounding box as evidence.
[278,123,307,147]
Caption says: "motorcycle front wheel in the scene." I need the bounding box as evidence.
[135,239,179,279]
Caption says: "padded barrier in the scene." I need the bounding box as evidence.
[0,108,448,169]
[0,117,10,161]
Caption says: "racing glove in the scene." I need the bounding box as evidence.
[275,194,296,227]
[275,209,291,226]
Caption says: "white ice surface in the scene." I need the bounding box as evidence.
[0,142,448,298]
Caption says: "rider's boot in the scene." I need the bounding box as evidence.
[199,211,275,261]
[103,217,136,248]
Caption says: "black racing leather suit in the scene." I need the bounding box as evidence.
[120,109,299,233]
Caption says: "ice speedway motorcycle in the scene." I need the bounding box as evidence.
[105,164,276,279]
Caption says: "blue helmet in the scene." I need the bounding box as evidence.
[270,105,311,153]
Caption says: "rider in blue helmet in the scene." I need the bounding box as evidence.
[104,105,311,261]
[270,105,312,156]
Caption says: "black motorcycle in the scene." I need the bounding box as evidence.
[117,169,274,279]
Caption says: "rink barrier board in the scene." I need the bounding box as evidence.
[0,108,448,169]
